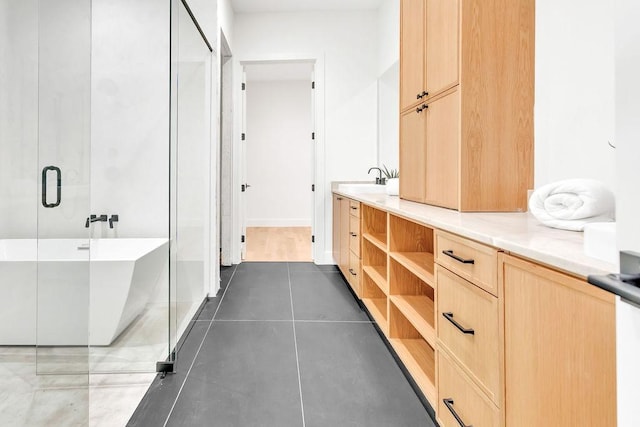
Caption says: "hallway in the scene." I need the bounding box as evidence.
[128,262,434,426]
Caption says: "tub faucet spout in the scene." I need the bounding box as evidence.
[85,214,107,228]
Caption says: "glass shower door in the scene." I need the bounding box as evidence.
[35,0,92,377]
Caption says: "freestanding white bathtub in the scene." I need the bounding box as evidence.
[0,238,168,346]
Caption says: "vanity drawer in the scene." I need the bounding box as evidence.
[349,214,361,257]
[437,265,500,404]
[349,200,361,217]
[348,251,360,296]
[438,348,500,427]
[435,230,498,296]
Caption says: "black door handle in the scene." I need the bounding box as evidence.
[442,312,475,335]
[442,250,475,264]
[443,399,472,427]
[42,166,61,208]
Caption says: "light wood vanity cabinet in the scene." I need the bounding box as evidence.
[332,194,361,297]
[399,0,534,212]
[435,230,502,426]
[501,254,617,427]
[332,195,617,425]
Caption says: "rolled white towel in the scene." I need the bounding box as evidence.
[529,179,615,231]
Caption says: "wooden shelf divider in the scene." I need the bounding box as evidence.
[363,265,388,295]
[363,233,387,252]
[389,252,435,287]
[390,338,436,404]
[390,295,436,348]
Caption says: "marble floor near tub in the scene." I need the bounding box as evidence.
[128,263,435,427]
[0,299,201,426]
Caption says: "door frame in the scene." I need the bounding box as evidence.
[231,53,326,264]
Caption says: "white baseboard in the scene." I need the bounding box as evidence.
[246,219,312,227]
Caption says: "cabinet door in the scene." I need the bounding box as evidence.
[426,0,459,96]
[502,255,616,426]
[425,91,459,209]
[339,197,351,276]
[400,107,427,202]
[332,194,342,264]
[400,0,426,111]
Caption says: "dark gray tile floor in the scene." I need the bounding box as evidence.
[128,263,436,427]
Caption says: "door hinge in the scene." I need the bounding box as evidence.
[312,184,315,192]
[242,82,246,90]
[311,235,315,243]
[241,184,246,192]
[312,132,315,140]
[241,133,246,141]
[241,235,245,243]
[312,81,315,89]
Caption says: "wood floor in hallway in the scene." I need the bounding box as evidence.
[244,226,312,262]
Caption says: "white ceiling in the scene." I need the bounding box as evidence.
[231,0,383,14]
[245,62,314,82]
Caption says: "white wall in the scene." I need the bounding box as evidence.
[0,0,38,239]
[91,0,169,239]
[614,1,640,425]
[186,0,217,46]
[534,0,615,190]
[233,10,379,263]
[376,0,400,176]
[377,0,400,76]
[218,0,234,51]
[245,79,313,227]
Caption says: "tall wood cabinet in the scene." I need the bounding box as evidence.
[399,0,534,211]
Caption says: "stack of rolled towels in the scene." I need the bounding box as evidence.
[528,179,615,232]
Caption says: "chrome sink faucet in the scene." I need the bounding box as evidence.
[368,167,386,185]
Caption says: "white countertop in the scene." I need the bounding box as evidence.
[333,186,617,279]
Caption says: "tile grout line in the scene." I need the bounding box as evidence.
[162,264,239,427]
[287,263,307,427]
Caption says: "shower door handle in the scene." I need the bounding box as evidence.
[42,166,62,208]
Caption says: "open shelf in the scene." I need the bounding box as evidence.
[363,298,388,334]
[388,214,435,286]
[389,252,435,287]
[389,301,436,406]
[362,205,387,250]
[362,268,388,333]
[389,257,435,345]
[363,265,388,295]
[389,338,436,405]
[363,233,387,252]
[390,296,435,347]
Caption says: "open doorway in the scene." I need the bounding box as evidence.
[241,61,315,262]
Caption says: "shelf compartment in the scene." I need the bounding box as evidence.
[362,238,387,293]
[362,205,388,250]
[363,233,387,252]
[362,272,388,333]
[389,302,437,405]
[389,252,434,286]
[363,265,388,295]
[389,338,436,405]
[389,257,435,344]
[388,214,435,284]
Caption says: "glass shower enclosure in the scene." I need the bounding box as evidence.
[0,0,213,423]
